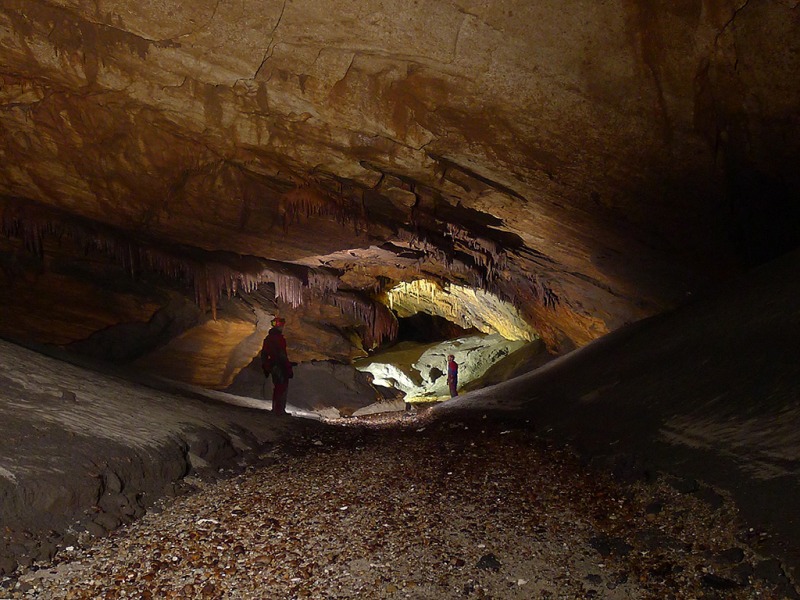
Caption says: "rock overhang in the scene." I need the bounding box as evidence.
[0,1,799,385]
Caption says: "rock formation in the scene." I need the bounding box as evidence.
[0,1,798,387]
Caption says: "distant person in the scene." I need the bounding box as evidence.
[261,316,294,415]
[447,354,459,397]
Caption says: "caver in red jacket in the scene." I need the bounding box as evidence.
[261,318,294,414]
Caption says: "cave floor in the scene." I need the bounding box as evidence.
[7,412,794,600]
[2,250,800,598]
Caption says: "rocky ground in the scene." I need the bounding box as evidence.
[3,411,797,600]
[1,251,799,599]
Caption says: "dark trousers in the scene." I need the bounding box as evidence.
[272,381,289,414]
[449,378,458,397]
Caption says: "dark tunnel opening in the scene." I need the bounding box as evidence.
[393,312,479,345]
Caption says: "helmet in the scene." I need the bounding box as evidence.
[271,316,286,327]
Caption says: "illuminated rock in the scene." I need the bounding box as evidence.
[355,334,528,401]
[0,1,798,382]
[386,280,536,342]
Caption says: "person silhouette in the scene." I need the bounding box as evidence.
[260,316,294,414]
[447,354,458,397]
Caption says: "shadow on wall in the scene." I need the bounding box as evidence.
[729,166,800,267]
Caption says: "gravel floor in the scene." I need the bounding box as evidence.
[6,412,797,599]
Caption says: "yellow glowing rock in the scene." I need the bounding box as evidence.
[386,280,536,342]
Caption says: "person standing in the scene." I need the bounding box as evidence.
[446,354,459,398]
[261,316,294,415]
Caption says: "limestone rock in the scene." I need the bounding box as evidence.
[0,1,798,380]
[355,333,528,401]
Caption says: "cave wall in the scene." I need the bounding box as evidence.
[0,0,798,382]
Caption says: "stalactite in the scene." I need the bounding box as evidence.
[387,279,478,331]
[307,267,340,297]
[1,202,49,258]
[191,263,234,320]
[370,300,399,349]
[0,197,331,318]
[194,268,208,316]
[283,186,331,223]
[279,177,363,233]
[529,275,560,310]
[543,286,559,309]
[1,197,524,338]
[272,271,304,308]
[393,223,507,294]
[332,291,398,350]
[375,275,393,294]
[445,223,507,284]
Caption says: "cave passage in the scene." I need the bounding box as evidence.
[394,312,479,344]
[354,310,535,404]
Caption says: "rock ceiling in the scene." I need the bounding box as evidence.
[0,1,798,386]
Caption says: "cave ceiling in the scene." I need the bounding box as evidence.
[0,1,798,385]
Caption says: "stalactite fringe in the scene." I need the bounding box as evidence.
[332,291,398,350]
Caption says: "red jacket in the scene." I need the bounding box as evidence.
[261,328,293,382]
[447,359,458,381]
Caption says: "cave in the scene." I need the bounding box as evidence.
[1,1,799,596]
[394,313,478,345]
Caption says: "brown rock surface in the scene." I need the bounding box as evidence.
[0,245,799,596]
[0,1,799,383]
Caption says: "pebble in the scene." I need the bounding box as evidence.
[5,414,795,599]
